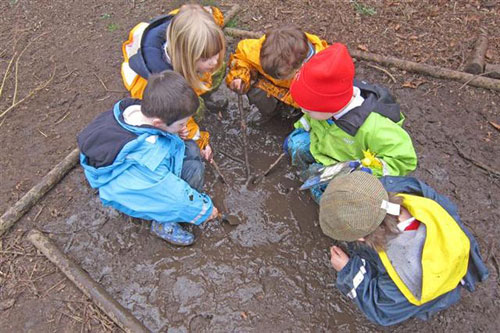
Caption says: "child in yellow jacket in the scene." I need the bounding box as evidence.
[226,26,328,123]
[121,4,226,160]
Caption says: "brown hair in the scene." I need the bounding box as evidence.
[142,70,199,125]
[260,26,309,79]
[167,4,226,93]
[363,193,403,251]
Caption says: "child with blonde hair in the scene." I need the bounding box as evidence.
[121,4,226,160]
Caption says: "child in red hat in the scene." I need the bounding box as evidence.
[284,43,418,203]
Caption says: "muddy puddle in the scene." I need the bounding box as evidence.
[28,83,381,332]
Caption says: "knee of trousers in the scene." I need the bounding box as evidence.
[181,160,205,192]
[184,140,203,161]
[247,87,278,116]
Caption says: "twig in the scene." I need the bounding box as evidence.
[93,73,124,93]
[366,63,397,83]
[0,52,17,100]
[54,111,71,125]
[0,64,56,119]
[252,152,286,185]
[459,71,494,90]
[452,141,500,177]
[223,4,241,27]
[210,159,227,184]
[219,150,245,165]
[38,128,48,137]
[237,94,252,183]
[12,32,51,105]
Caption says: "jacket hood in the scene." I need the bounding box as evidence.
[128,15,174,79]
[78,98,183,188]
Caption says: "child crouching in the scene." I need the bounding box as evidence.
[319,171,488,326]
[78,71,219,246]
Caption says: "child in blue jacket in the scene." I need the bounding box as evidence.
[319,171,488,326]
[78,71,219,246]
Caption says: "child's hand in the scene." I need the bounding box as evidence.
[230,79,244,94]
[200,144,213,162]
[179,126,189,140]
[330,246,349,272]
[208,206,219,221]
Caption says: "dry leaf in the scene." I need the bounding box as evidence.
[402,82,417,89]
[240,311,248,320]
[485,49,493,60]
[357,44,369,52]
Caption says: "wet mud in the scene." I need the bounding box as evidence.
[0,1,499,332]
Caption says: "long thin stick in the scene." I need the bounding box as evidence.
[0,148,80,237]
[210,159,227,184]
[27,230,149,333]
[237,94,251,182]
[0,64,56,119]
[219,149,245,165]
[452,142,500,178]
[224,27,500,92]
[252,152,286,185]
[0,52,17,100]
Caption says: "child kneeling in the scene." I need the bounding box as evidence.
[78,71,218,246]
[319,171,488,326]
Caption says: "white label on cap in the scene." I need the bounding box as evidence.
[381,200,400,216]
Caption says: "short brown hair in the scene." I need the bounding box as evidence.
[142,71,199,125]
[364,194,403,251]
[260,26,309,79]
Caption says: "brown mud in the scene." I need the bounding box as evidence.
[0,1,499,332]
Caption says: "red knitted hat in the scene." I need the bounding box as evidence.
[290,43,355,113]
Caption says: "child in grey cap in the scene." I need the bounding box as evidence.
[319,171,488,326]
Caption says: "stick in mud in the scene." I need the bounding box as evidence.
[210,159,227,184]
[27,229,149,333]
[252,152,286,185]
[237,94,252,183]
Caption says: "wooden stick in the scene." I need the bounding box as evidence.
[27,229,149,333]
[223,4,241,27]
[210,159,227,184]
[464,28,488,75]
[237,94,252,182]
[0,148,80,237]
[252,152,286,185]
[0,52,17,100]
[223,28,500,92]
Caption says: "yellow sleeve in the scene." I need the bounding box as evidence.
[186,117,210,150]
[226,38,264,92]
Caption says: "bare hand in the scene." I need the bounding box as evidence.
[179,126,189,140]
[330,246,349,272]
[208,206,219,221]
[200,144,213,162]
[230,79,244,94]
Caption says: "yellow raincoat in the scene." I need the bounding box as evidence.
[226,33,328,108]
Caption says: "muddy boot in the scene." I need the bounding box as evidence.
[247,87,279,125]
[150,221,195,246]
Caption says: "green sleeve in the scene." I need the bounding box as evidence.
[360,114,417,177]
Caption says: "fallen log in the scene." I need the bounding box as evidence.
[223,27,500,92]
[223,4,240,27]
[0,148,80,237]
[27,229,149,333]
[485,63,500,79]
[464,28,488,75]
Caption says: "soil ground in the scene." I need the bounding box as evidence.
[0,0,499,332]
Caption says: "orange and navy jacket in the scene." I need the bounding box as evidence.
[226,33,328,108]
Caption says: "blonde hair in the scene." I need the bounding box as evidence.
[166,4,226,93]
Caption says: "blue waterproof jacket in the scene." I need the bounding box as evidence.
[336,176,489,326]
[77,98,213,224]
